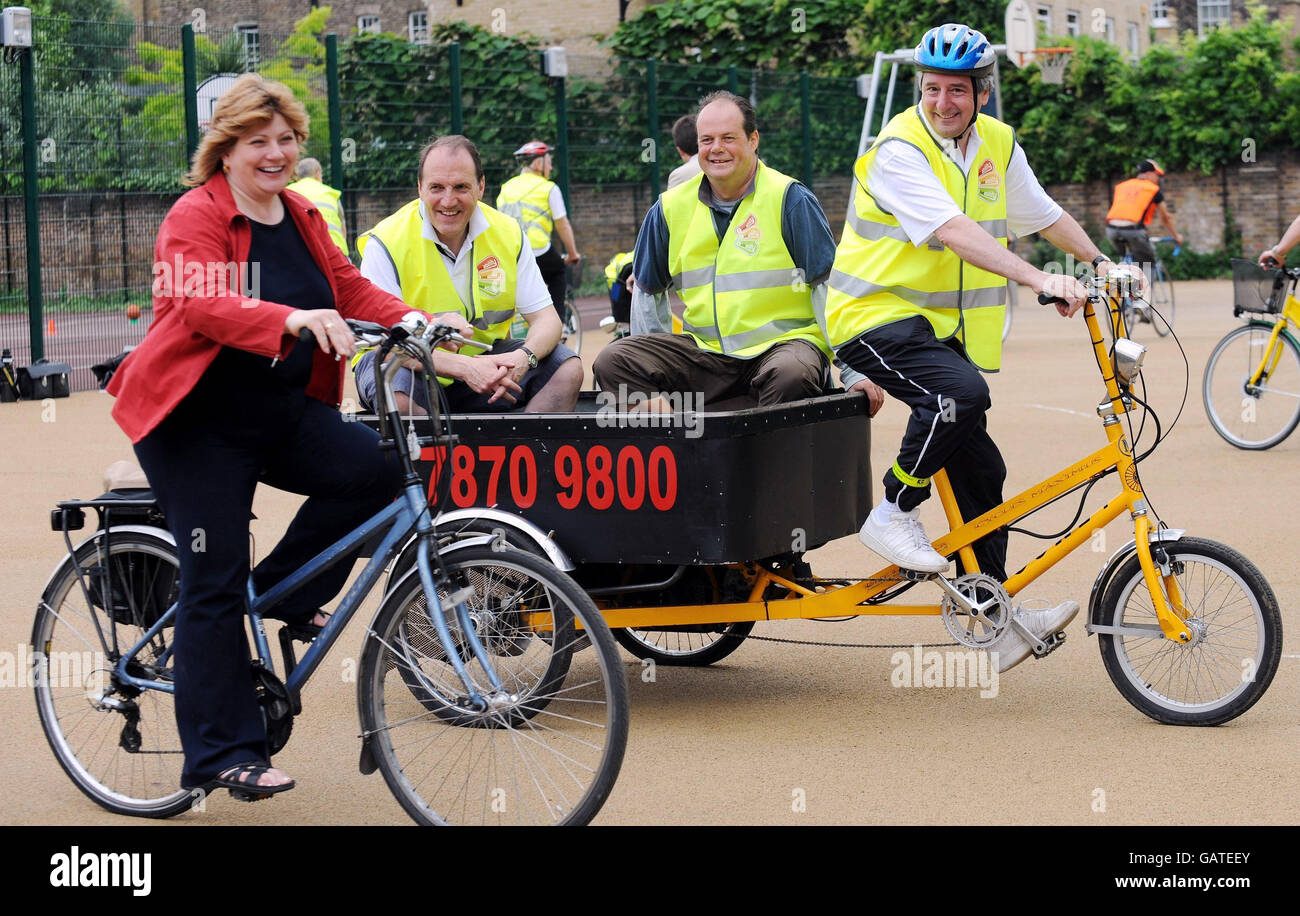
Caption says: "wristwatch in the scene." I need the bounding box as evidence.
[1091,254,1111,271]
[519,346,538,369]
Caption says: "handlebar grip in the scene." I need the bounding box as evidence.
[297,327,315,344]
[1038,292,1069,307]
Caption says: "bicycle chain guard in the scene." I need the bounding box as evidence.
[940,573,1013,649]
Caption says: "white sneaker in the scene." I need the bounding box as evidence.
[858,507,949,573]
[990,600,1080,673]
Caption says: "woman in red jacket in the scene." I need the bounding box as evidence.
[108,74,421,800]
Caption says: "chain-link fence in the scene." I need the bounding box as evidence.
[2,18,863,392]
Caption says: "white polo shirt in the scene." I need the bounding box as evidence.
[361,201,553,315]
[865,110,1063,247]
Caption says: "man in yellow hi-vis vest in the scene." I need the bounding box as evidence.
[828,24,1125,672]
[593,90,885,413]
[286,158,348,256]
[497,141,581,322]
[351,135,581,415]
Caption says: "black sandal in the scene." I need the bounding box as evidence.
[282,609,329,643]
[210,762,296,802]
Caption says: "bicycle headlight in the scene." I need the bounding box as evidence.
[1113,338,1147,385]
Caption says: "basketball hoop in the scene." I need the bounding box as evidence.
[1032,47,1072,85]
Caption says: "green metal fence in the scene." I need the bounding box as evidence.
[1,18,862,392]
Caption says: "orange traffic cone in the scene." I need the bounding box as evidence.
[47,317,56,336]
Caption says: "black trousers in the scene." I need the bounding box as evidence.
[837,316,1008,580]
[133,389,401,787]
[536,246,567,319]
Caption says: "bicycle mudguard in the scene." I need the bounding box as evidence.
[1086,527,1185,630]
[39,525,176,598]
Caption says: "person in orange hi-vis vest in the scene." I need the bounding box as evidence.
[1105,158,1183,277]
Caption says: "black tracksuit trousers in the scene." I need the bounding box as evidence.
[836,316,1009,581]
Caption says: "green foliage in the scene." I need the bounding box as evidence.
[117,8,332,191]
[856,0,1007,55]
[29,0,134,89]
[608,0,873,78]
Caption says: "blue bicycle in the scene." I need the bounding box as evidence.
[34,317,628,825]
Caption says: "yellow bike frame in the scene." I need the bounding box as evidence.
[1247,293,1300,388]
[531,287,1194,645]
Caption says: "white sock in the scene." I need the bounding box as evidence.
[870,498,900,525]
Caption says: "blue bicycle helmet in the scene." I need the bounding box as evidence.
[914,23,997,77]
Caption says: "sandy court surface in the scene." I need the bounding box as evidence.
[2,280,1296,825]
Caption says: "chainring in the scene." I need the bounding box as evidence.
[940,573,1013,648]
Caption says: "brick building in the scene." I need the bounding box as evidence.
[129,0,657,54]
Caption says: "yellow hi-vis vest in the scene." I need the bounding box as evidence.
[661,162,830,359]
[604,251,633,287]
[825,107,1013,371]
[497,171,556,251]
[286,176,347,256]
[357,199,522,385]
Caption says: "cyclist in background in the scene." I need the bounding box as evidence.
[1259,211,1300,267]
[497,141,581,323]
[1105,159,1183,277]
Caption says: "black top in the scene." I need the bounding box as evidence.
[200,212,335,398]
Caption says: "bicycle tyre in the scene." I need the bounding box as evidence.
[358,544,628,825]
[33,531,193,818]
[613,621,754,666]
[1150,262,1174,337]
[1202,322,1300,449]
[563,300,583,357]
[1096,537,1281,726]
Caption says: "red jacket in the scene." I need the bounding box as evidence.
[109,172,416,442]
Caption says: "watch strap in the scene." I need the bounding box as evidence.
[519,345,538,369]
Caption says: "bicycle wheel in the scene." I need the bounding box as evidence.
[613,622,754,666]
[1096,537,1281,725]
[33,531,192,818]
[1202,322,1300,449]
[1149,262,1174,337]
[562,302,583,357]
[358,544,628,825]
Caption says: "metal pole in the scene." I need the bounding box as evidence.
[881,64,898,134]
[799,71,813,191]
[646,59,660,199]
[449,42,463,134]
[182,24,199,164]
[20,47,43,361]
[727,65,738,95]
[859,51,884,157]
[326,34,342,189]
[554,70,570,208]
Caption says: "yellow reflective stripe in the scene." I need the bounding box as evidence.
[846,209,912,243]
[671,265,716,291]
[891,460,931,489]
[473,309,515,328]
[713,268,799,293]
[827,272,1006,310]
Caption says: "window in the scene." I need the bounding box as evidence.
[408,10,429,44]
[1151,0,1171,27]
[1066,10,1081,37]
[1198,0,1231,34]
[234,22,259,70]
[1104,16,1115,43]
[358,14,381,34]
[1035,5,1052,37]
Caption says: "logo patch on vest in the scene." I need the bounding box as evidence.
[734,214,762,256]
[977,158,1001,204]
[476,255,505,298]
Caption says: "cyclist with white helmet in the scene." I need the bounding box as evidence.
[497,140,581,322]
[825,23,1124,672]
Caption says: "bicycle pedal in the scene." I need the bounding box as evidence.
[899,568,936,582]
[1031,630,1067,659]
[227,788,277,803]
